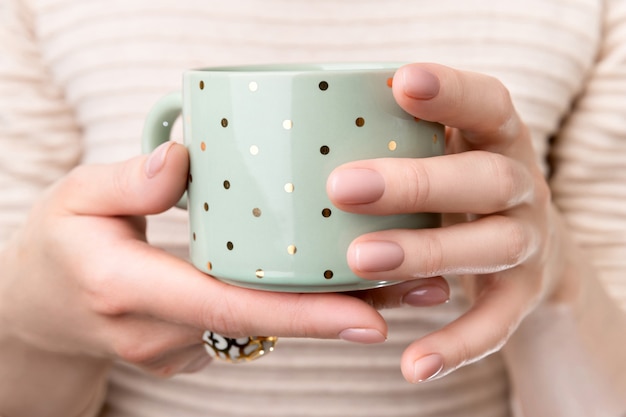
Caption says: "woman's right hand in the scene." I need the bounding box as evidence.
[0,141,396,379]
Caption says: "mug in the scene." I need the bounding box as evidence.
[142,63,444,292]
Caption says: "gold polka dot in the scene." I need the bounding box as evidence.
[388,140,397,151]
[227,241,234,250]
[249,81,258,92]
[282,120,293,130]
[386,77,393,88]
[433,133,439,144]
[188,174,193,183]
[320,145,330,155]
[199,80,205,90]
[324,270,334,279]
[203,202,209,211]
[224,180,231,190]
[287,245,297,255]
[250,145,259,155]
[221,118,229,128]
[207,261,213,271]
[319,81,329,91]
[200,142,206,151]
[252,208,262,217]
[284,183,294,193]
[322,208,332,217]
[192,232,196,241]
[355,117,365,127]
[256,269,265,279]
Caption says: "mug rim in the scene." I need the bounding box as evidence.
[188,62,406,74]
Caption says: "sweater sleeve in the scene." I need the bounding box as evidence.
[549,0,626,309]
[0,0,82,248]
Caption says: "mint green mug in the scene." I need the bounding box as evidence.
[143,63,444,292]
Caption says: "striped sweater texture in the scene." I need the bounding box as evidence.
[1,0,625,416]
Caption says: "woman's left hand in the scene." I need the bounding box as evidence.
[327,63,570,383]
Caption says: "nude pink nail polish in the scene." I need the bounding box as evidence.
[351,241,405,272]
[328,168,385,204]
[339,328,387,344]
[413,353,444,383]
[145,141,175,178]
[401,66,440,100]
[403,285,450,307]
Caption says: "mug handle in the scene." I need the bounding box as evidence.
[141,92,187,209]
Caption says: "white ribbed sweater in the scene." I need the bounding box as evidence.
[1,1,625,416]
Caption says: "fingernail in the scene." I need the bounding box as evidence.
[350,241,404,272]
[145,141,175,179]
[403,285,450,307]
[412,353,444,383]
[339,328,387,344]
[401,66,440,100]
[328,168,385,204]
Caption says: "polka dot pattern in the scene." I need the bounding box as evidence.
[187,69,444,291]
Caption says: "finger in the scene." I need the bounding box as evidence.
[327,151,535,215]
[398,271,534,383]
[347,277,450,310]
[54,141,188,216]
[99,313,202,361]
[138,344,210,378]
[83,241,388,343]
[346,215,537,281]
[392,63,532,157]
[96,312,212,375]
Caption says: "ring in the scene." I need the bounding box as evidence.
[202,331,278,363]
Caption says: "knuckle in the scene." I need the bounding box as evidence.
[82,271,127,316]
[399,161,431,212]
[202,293,315,339]
[491,80,516,129]
[113,338,160,366]
[199,299,248,338]
[495,81,514,110]
[533,173,552,209]
[455,337,474,368]
[421,231,445,277]
[485,80,520,143]
[282,295,317,337]
[110,161,136,202]
[500,218,529,267]
[482,152,524,210]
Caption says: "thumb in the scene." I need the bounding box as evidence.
[56,142,188,216]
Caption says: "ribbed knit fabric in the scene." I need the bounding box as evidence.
[1,0,625,416]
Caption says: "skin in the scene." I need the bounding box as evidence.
[330,64,626,415]
[1,63,625,417]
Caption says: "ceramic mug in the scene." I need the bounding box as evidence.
[142,63,444,292]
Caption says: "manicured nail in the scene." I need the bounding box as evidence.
[401,66,440,100]
[328,168,385,204]
[350,241,404,272]
[403,285,450,307]
[339,328,387,344]
[412,353,444,383]
[145,141,175,178]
